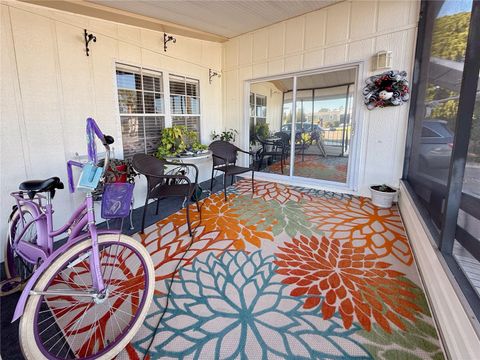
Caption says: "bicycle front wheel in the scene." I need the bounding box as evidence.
[19,234,155,360]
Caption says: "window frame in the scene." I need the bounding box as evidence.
[114,62,202,158]
[250,92,267,125]
[169,74,202,135]
[403,0,480,321]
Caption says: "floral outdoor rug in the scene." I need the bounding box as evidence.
[119,180,444,360]
[265,156,348,183]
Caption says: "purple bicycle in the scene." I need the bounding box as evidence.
[3,118,154,359]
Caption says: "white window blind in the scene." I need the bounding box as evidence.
[116,64,202,159]
[250,92,267,125]
[116,64,165,159]
[169,75,201,133]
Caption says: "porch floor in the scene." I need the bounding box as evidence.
[124,179,444,358]
[1,179,446,359]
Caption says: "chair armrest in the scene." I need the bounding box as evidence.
[180,162,199,185]
[236,148,255,157]
[163,160,199,184]
[264,139,281,147]
[141,172,192,185]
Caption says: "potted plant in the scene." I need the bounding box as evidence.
[92,158,136,200]
[156,126,207,159]
[97,158,136,184]
[369,184,398,208]
[254,123,269,140]
[211,129,238,143]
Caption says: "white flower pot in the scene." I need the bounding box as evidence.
[369,185,397,208]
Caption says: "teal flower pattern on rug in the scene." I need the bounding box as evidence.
[134,251,372,359]
[121,180,444,360]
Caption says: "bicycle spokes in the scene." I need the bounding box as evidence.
[32,241,149,359]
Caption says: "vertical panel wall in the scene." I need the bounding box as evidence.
[0,1,223,261]
[222,0,420,196]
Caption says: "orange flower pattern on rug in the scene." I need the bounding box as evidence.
[305,196,413,265]
[117,181,444,360]
[164,192,274,250]
[274,235,423,333]
[234,179,311,204]
[138,220,234,295]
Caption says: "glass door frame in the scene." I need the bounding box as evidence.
[242,62,365,192]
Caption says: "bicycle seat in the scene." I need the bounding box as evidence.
[19,177,64,199]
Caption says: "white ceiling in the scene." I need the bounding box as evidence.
[87,0,341,38]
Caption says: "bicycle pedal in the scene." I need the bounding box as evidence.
[0,277,24,296]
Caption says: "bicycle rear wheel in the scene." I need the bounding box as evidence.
[19,234,155,360]
[2,207,38,295]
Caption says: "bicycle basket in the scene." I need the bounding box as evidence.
[101,182,134,219]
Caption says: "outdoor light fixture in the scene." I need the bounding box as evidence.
[209,69,221,84]
[164,32,176,52]
[84,29,96,56]
[375,50,392,70]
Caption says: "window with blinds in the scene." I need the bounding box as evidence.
[116,64,165,159]
[170,75,200,132]
[249,92,267,142]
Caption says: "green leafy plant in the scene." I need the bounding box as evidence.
[211,129,238,143]
[254,123,269,140]
[371,184,396,193]
[300,132,311,144]
[156,126,206,158]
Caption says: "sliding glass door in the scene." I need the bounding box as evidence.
[249,66,358,187]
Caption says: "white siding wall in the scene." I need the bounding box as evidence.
[0,0,420,262]
[222,0,419,196]
[0,1,223,261]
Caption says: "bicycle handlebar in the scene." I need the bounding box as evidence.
[67,118,114,193]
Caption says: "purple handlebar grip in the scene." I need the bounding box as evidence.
[86,117,105,164]
[68,118,106,192]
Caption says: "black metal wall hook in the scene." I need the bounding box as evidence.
[164,32,176,52]
[209,69,221,84]
[84,29,96,56]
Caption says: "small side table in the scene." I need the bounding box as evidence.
[164,150,212,176]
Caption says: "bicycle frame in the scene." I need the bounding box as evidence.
[12,117,118,322]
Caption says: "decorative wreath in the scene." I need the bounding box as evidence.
[363,70,410,110]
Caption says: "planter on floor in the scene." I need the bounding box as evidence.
[370,184,397,208]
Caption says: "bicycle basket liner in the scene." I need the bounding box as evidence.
[101,182,134,219]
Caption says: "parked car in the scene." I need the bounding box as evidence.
[419,119,453,170]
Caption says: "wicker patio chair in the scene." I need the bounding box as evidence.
[132,153,200,235]
[208,140,255,201]
[256,134,286,173]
